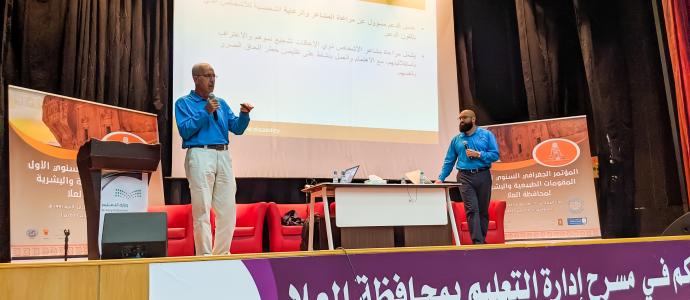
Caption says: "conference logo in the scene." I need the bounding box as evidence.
[26,228,37,238]
[101,174,148,214]
[532,138,581,167]
[568,197,585,213]
[114,187,143,201]
[567,217,588,226]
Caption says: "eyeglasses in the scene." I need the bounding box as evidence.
[194,74,218,79]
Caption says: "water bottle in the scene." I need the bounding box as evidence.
[341,171,346,183]
[400,176,407,184]
[420,171,429,184]
[332,170,339,183]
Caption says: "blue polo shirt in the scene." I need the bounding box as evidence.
[438,127,500,181]
[175,90,250,148]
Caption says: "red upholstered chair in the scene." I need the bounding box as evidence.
[209,202,268,254]
[231,202,268,253]
[313,201,336,216]
[148,204,194,257]
[267,203,314,252]
[451,200,507,245]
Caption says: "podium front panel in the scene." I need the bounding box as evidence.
[335,186,447,227]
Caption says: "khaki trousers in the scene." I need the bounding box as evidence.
[185,147,236,255]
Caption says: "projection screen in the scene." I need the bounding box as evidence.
[172,0,459,179]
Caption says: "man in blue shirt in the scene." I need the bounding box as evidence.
[175,62,253,255]
[436,109,499,244]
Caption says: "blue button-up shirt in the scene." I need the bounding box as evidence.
[175,90,250,148]
[438,127,500,181]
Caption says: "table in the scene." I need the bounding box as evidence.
[301,183,462,250]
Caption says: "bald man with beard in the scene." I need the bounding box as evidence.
[436,110,499,244]
[175,62,254,255]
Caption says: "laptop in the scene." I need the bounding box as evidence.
[340,165,359,183]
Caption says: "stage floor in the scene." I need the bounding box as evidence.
[2,236,690,300]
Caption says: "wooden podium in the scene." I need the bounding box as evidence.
[76,139,161,259]
[301,183,462,250]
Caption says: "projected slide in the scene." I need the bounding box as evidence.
[174,0,438,143]
[172,0,459,178]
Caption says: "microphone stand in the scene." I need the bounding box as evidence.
[64,229,70,261]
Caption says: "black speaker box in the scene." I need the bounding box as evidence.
[101,212,167,259]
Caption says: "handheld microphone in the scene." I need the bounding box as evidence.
[209,93,218,121]
[463,141,474,159]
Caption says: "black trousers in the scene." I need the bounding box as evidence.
[457,169,492,244]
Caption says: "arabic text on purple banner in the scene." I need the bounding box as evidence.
[244,238,690,299]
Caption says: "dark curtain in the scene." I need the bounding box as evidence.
[453,0,528,125]
[0,0,12,263]
[0,0,171,262]
[515,0,636,237]
[513,0,596,178]
[572,0,637,238]
[456,0,683,238]
[514,0,592,120]
[573,0,683,236]
[514,0,683,237]
[616,0,684,234]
